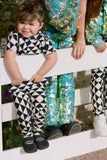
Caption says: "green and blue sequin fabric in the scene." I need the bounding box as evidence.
[86,0,107,48]
[44,0,80,126]
[45,0,80,35]
[45,73,75,126]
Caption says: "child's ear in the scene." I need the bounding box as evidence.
[39,22,44,30]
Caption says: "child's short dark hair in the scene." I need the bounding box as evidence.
[17,0,45,24]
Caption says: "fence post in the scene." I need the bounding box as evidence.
[0,58,3,151]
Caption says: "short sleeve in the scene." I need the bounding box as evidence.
[6,31,18,52]
[41,36,56,55]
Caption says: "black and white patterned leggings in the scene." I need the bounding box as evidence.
[9,79,48,138]
[91,67,107,116]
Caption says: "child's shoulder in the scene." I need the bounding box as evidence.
[37,30,45,37]
[8,30,19,38]
[36,31,49,41]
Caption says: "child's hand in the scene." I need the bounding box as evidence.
[29,73,43,83]
[98,43,106,52]
[72,41,86,60]
[12,78,28,86]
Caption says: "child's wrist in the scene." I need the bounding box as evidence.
[36,72,44,77]
[13,76,23,81]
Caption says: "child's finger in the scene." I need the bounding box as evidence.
[29,77,34,82]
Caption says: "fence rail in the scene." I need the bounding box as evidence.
[0,45,107,160]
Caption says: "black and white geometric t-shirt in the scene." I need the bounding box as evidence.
[6,30,56,55]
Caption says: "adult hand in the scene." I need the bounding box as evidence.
[72,41,86,60]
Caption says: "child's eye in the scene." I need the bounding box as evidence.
[30,23,35,26]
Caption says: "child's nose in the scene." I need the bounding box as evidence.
[24,24,29,29]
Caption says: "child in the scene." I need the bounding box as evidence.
[44,0,87,139]
[4,0,57,153]
[86,0,107,136]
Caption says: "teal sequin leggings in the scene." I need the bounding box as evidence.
[46,74,75,126]
[44,24,75,126]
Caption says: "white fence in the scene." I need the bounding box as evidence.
[0,45,107,160]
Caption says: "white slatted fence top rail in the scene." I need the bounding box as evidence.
[0,45,107,85]
[0,45,107,159]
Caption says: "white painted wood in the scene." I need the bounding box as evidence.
[0,45,107,158]
[0,130,107,160]
[0,45,107,85]
[0,62,3,151]
[74,87,91,106]
[1,87,91,122]
[0,86,2,151]
[1,102,16,122]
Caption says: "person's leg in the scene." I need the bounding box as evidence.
[9,81,37,153]
[45,76,58,126]
[91,68,105,115]
[11,83,32,138]
[30,79,49,149]
[58,73,74,125]
[58,36,81,135]
[104,67,107,120]
[91,68,107,136]
[44,24,63,139]
[44,24,59,127]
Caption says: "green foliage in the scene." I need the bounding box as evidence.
[3,120,22,150]
[0,1,23,149]
[2,85,13,103]
[2,84,22,150]
[0,0,18,40]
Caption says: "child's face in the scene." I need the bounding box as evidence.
[17,18,43,38]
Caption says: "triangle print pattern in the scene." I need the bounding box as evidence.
[91,68,107,115]
[6,30,56,55]
[9,80,48,137]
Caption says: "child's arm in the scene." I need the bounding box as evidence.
[29,51,57,82]
[72,0,87,60]
[4,50,28,85]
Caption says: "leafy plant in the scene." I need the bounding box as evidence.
[3,120,22,150]
[0,0,18,40]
